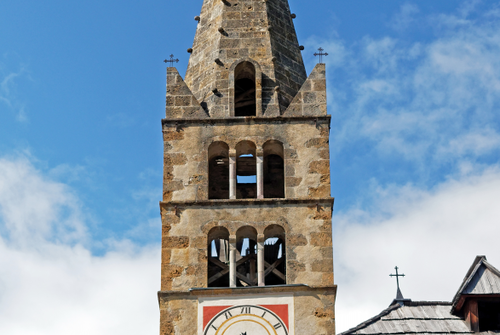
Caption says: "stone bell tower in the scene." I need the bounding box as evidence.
[158,0,336,334]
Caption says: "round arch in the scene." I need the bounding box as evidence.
[228,58,262,117]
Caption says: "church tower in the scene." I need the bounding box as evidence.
[159,0,335,334]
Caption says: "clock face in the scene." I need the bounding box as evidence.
[204,305,288,335]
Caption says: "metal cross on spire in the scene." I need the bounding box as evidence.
[314,47,329,64]
[164,54,179,67]
[390,266,405,291]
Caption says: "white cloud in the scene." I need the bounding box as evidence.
[0,156,160,335]
[334,165,500,333]
[327,2,500,170]
[389,3,420,31]
[326,4,500,331]
[0,67,28,122]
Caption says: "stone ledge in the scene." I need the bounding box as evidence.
[158,284,337,301]
[161,115,331,127]
[159,197,334,209]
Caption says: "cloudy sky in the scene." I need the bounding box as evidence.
[1,0,500,334]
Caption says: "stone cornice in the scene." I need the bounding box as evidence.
[158,284,337,301]
[159,197,334,209]
[161,115,331,128]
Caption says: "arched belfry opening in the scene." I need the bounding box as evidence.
[236,226,258,286]
[235,141,257,199]
[264,225,286,286]
[208,142,229,199]
[207,227,230,287]
[234,62,257,117]
[263,140,285,198]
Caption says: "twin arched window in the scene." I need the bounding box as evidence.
[207,225,286,288]
[208,141,285,200]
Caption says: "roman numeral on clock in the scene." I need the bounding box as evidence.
[224,311,233,319]
[241,307,251,314]
[274,323,283,329]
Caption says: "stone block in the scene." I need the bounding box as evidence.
[164,153,188,166]
[164,236,190,248]
[305,137,328,148]
[288,234,307,246]
[309,160,330,174]
[310,232,332,247]
[308,185,330,198]
[163,131,184,141]
[312,259,333,272]
[285,176,302,187]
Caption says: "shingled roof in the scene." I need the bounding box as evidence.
[339,301,473,335]
[340,256,500,335]
[451,256,500,314]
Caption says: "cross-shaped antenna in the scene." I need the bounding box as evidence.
[390,266,405,291]
[164,54,179,67]
[314,47,328,64]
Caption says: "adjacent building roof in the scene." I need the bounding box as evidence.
[451,256,500,314]
[340,301,473,335]
[340,256,500,335]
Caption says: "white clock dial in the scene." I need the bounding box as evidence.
[204,305,288,335]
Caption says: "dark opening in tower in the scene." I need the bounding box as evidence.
[208,142,230,199]
[207,227,230,287]
[264,140,285,198]
[264,225,286,286]
[236,141,257,199]
[234,62,257,117]
[236,226,258,287]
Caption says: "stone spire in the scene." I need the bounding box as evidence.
[181,0,307,118]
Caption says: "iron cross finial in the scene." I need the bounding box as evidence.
[390,266,405,291]
[164,54,179,67]
[314,47,329,64]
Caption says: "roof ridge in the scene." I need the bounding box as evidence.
[482,259,500,279]
[452,256,500,312]
[405,301,452,306]
[452,256,486,309]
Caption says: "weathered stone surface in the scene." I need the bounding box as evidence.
[159,1,335,334]
[166,68,208,119]
[164,236,189,249]
[161,120,330,202]
[310,232,333,247]
[284,63,327,116]
[309,160,330,174]
[312,259,334,272]
[159,287,336,335]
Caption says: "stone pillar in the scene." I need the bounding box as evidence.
[257,154,264,199]
[257,234,265,286]
[229,240,237,287]
[229,151,236,199]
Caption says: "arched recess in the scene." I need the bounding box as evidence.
[229,59,262,117]
[235,141,257,199]
[235,226,258,287]
[264,225,286,286]
[263,140,285,199]
[208,142,229,199]
[207,227,230,287]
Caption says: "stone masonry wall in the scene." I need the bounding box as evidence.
[158,287,336,335]
[160,201,333,292]
[183,0,306,117]
[162,117,330,202]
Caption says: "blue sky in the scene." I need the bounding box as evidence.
[1,0,500,334]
